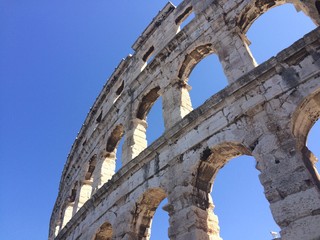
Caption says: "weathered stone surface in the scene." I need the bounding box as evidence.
[49,1,320,240]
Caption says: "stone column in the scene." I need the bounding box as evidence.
[92,152,116,193]
[54,221,61,238]
[165,185,221,240]
[122,118,148,165]
[253,133,320,240]
[216,29,257,83]
[162,79,193,130]
[62,204,74,228]
[76,181,93,211]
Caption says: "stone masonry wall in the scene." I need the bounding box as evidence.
[49,0,320,239]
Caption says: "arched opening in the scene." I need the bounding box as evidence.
[175,5,195,33]
[292,91,320,149]
[150,198,169,240]
[292,90,320,184]
[194,143,279,239]
[85,155,97,181]
[141,46,155,71]
[113,80,124,104]
[289,89,320,204]
[131,188,167,239]
[128,87,164,160]
[188,54,228,109]
[307,120,320,173]
[92,125,125,191]
[61,181,78,228]
[211,156,280,239]
[104,124,124,173]
[77,182,93,211]
[93,222,113,240]
[177,43,228,110]
[145,96,164,145]
[76,155,97,210]
[115,136,125,172]
[137,87,161,121]
[246,3,316,64]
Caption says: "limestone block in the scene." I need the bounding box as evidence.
[270,187,320,227]
[280,215,320,240]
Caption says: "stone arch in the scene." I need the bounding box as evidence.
[61,181,78,228]
[241,1,316,65]
[48,1,320,239]
[74,154,99,212]
[178,43,215,80]
[92,124,125,192]
[92,222,113,240]
[130,188,167,239]
[136,87,161,120]
[77,166,95,211]
[85,154,97,181]
[173,43,229,117]
[162,42,227,129]
[121,86,164,163]
[176,5,195,33]
[194,142,252,198]
[68,181,78,203]
[307,120,320,181]
[291,90,320,186]
[237,0,316,34]
[189,53,229,109]
[106,124,125,153]
[292,90,320,150]
[187,142,270,239]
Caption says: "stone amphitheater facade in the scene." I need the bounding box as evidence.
[49,0,320,239]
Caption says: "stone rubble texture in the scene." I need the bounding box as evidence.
[49,0,320,239]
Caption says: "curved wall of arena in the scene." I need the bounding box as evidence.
[49,0,320,239]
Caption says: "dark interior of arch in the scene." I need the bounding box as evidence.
[195,143,251,194]
[136,87,160,120]
[316,1,320,15]
[293,91,320,149]
[131,188,166,239]
[106,125,124,152]
[175,6,193,25]
[68,182,78,203]
[85,155,97,180]
[94,222,113,240]
[192,144,252,211]
[238,0,287,33]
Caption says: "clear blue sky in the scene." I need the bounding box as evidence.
[0,1,318,240]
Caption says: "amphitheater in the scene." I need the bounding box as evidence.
[49,0,320,239]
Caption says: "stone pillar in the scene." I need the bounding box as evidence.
[62,204,74,228]
[112,209,136,240]
[122,118,148,165]
[92,152,116,193]
[165,185,221,240]
[253,133,320,240]
[216,29,257,83]
[54,222,61,238]
[162,79,193,130]
[76,182,92,210]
